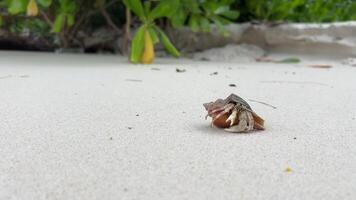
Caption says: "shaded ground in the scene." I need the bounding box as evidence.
[0,51,355,200]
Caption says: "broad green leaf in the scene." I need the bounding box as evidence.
[143,1,151,15]
[156,27,180,57]
[58,0,76,13]
[52,13,65,33]
[130,25,145,63]
[188,15,199,32]
[170,7,186,28]
[199,17,211,32]
[220,10,239,19]
[214,6,229,14]
[37,0,52,7]
[211,16,229,36]
[8,0,27,14]
[215,15,232,25]
[148,1,172,20]
[123,0,145,20]
[148,27,159,44]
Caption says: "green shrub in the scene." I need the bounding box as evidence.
[244,0,356,22]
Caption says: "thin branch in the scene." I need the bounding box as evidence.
[69,0,121,37]
[99,3,121,35]
[122,7,131,55]
[40,10,53,26]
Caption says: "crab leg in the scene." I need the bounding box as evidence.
[224,110,254,133]
[246,111,255,131]
[213,103,235,120]
[226,108,238,126]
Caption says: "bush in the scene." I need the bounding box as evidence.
[0,0,356,54]
[243,0,356,22]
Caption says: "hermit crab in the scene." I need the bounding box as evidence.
[204,94,265,133]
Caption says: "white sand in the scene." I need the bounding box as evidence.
[0,51,356,200]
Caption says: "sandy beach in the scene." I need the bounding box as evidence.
[0,51,355,200]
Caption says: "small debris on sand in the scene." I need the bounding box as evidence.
[0,75,12,79]
[176,68,186,73]
[127,127,133,130]
[309,64,332,69]
[210,72,218,75]
[229,84,237,87]
[151,68,161,71]
[125,79,142,82]
[342,57,356,67]
[285,167,293,173]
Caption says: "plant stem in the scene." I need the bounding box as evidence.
[122,7,131,55]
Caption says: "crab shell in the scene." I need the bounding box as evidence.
[204,94,265,131]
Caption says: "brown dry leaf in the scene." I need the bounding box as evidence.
[309,64,332,69]
[256,57,275,63]
[256,57,300,63]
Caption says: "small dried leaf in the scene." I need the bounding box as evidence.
[176,68,186,73]
[27,0,39,16]
[285,167,293,173]
[309,64,332,69]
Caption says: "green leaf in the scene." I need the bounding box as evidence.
[123,0,145,20]
[143,1,151,15]
[211,16,229,36]
[276,58,301,63]
[52,13,65,33]
[8,0,27,14]
[156,27,180,57]
[37,0,52,7]
[199,17,211,32]
[130,25,146,63]
[149,27,159,44]
[220,10,239,19]
[60,0,76,13]
[214,6,229,14]
[188,15,199,32]
[170,7,186,28]
[148,1,172,20]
